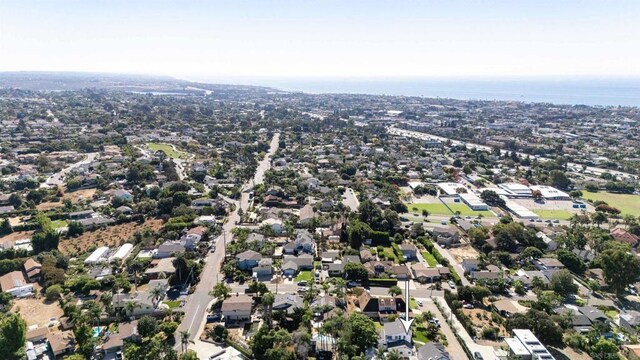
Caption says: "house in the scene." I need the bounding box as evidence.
[461,258,480,274]
[359,249,375,262]
[144,257,176,279]
[221,294,252,324]
[364,261,393,277]
[579,306,609,326]
[113,291,156,317]
[379,319,414,358]
[113,189,134,202]
[417,342,450,359]
[612,228,640,247]
[155,242,186,259]
[392,265,412,280]
[273,294,303,314]
[492,299,526,318]
[298,204,316,226]
[282,260,300,276]
[261,218,283,234]
[283,254,314,270]
[68,209,95,220]
[294,230,316,254]
[148,279,170,294]
[358,293,406,322]
[326,263,344,277]
[506,329,554,360]
[236,250,262,270]
[116,205,133,215]
[23,258,42,281]
[399,243,418,260]
[321,250,340,263]
[0,271,34,297]
[26,326,49,342]
[102,321,139,355]
[534,258,565,271]
[536,231,558,251]
[182,226,207,249]
[470,270,502,282]
[619,310,640,331]
[48,331,76,357]
[411,263,443,283]
[431,226,460,247]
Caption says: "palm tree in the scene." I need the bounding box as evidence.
[262,292,275,328]
[149,286,166,308]
[125,301,139,319]
[332,278,346,305]
[180,330,194,353]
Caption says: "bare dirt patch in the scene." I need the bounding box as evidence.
[58,218,163,256]
[12,285,63,327]
[37,188,97,211]
[448,245,480,263]
[0,230,34,246]
[462,308,509,338]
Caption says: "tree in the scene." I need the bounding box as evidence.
[0,219,12,236]
[149,286,166,307]
[388,285,402,296]
[338,312,378,357]
[556,249,586,274]
[344,262,368,282]
[550,270,578,298]
[507,309,563,347]
[386,349,404,360]
[262,292,275,328]
[589,338,618,360]
[591,211,607,228]
[66,221,84,237]
[210,282,231,302]
[480,190,505,207]
[520,247,543,260]
[179,350,199,360]
[180,330,193,353]
[548,170,571,190]
[138,316,159,338]
[600,246,640,295]
[45,284,63,301]
[0,312,26,359]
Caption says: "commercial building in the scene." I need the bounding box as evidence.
[459,192,489,210]
[504,199,539,220]
[529,185,571,200]
[498,183,533,197]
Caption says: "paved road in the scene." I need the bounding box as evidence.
[41,152,98,188]
[342,187,360,212]
[433,243,471,287]
[388,126,638,181]
[422,299,469,359]
[176,133,280,345]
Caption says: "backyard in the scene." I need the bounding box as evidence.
[421,251,438,266]
[295,270,313,282]
[582,191,640,216]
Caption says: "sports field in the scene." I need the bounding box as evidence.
[147,143,189,159]
[532,210,573,220]
[582,191,640,216]
[406,202,493,217]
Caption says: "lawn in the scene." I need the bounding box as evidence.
[409,298,418,310]
[532,209,573,220]
[421,251,438,266]
[413,325,431,343]
[406,202,493,217]
[582,191,640,216]
[50,220,68,229]
[295,270,313,282]
[148,143,189,159]
[163,300,181,309]
[380,247,399,262]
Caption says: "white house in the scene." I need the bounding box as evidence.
[0,271,34,297]
[536,231,558,251]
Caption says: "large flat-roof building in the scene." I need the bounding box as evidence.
[529,185,571,200]
[498,183,533,198]
[506,329,555,360]
[459,192,489,211]
[504,199,539,220]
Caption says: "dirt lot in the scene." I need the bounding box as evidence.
[59,218,163,255]
[0,230,34,246]
[12,285,64,327]
[462,308,509,338]
[448,245,480,263]
[37,188,97,211]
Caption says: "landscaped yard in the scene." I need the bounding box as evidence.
[407,202,493,217]
[532,209,573,220]
[380,246,399,262]
[163,300,182,309]
[582,191,640,216]
[50,219,68,229]
[148,143,189,159]
[421,251,438,266]
[295,270,313,282]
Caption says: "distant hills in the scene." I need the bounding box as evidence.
[0,71,276,93]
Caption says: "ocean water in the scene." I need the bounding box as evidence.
[255,78,640,107]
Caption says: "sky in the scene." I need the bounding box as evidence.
[1,0,640,81]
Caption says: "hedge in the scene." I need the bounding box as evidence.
[367,278,398,287]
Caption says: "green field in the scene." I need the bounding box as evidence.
[148,143,189,159]
[295,270,313,282]
[582,191,640,216]
[51,220,68,229]
[532,210,573,220]
[407,202,493,217]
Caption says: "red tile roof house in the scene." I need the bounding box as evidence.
[611,228,640,247]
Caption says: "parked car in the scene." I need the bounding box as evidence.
[463,302,474,309]
[417,300,423,307]
[428,318,440,327]
[347,281,360,287]
[448,280,456,289]
[297,281,307,286]
[473,352,484,360]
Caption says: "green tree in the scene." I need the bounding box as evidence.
[388,285,402,296]
[344,262,368,282]
[600,246,640,295]
[66,221,84,237]
[0,219,12,236]
[338,312,378,357]
[550,269,578,298]
[0,313,26,359]
[210,282,231,302]
[138,316,159,338]
[589,338,618,360]
[45,284,63,301]
[179,350,199,360]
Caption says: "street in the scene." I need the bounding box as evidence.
[41,152,98,188]
[176,133,280,349]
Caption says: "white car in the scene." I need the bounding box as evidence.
[448,280,456,289]
[417,300,423,307]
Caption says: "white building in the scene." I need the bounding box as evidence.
[498,183,533,198]
[459,192,489,211]
[506,329,555,360]
[0,271,34,297]
[109,243,134,262]
[504,199,539,220]
[529,185,571,200]
[84,246,110,265]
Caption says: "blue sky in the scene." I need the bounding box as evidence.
[1,0,639,80]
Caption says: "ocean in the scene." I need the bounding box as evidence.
[248,78,640,107]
